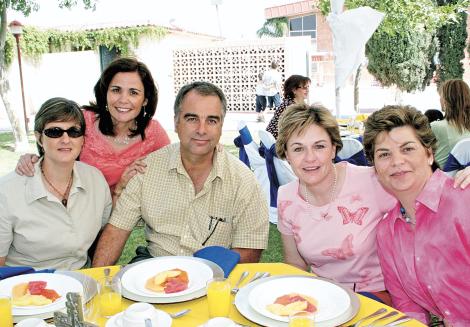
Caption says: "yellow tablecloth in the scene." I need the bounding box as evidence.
[80,263,425,327]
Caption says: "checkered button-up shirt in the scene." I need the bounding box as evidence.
[110,143,269,257]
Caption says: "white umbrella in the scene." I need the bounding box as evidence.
[327,0,385,116]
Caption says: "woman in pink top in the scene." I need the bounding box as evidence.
[16,58,170,201]
[363,105,470,325]
[275,103,395,305]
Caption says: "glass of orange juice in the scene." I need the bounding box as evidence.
[0,295,13,327]
[288,311,315,327]
[206,278,231,318]
[98,276,122,318]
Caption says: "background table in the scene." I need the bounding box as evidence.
[80,263,425,327]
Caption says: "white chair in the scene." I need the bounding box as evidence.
[258,130,297,224]
[443,138,470,177]
[336,137,368,166]
[233,122,272,222]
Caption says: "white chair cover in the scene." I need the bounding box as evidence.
[443,138,470,177]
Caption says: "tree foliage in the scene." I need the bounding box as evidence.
[436,0,467,84]
[3,25,167,66]
[257,17,288,38]
[317,0,469,92]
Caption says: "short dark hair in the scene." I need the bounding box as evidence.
[34,97,85,157]
[84,57,158,139]
[363,105,439,170]
[283,75,311,99]
[173,81,227,121]
[424,109,444,124]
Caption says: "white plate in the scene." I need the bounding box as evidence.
[235,275,359,327]
[115,257,224,304]
[121,257,213,298]
[0,273,83,316]
[105,309,172,327]
[248,276,350,323]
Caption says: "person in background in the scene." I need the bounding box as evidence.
[263,61,282,110]
[431,79,470,168]
[92,81,269,267]
[15,58,171,203]
[0,98,112,270]
[255,72,267,122]
[423,109,443,124]
[266,74,311,139]
[363,105,470,325]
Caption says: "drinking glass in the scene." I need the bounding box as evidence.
[288,311,315,327]
[97,276,122,318]
[0,295,13,327]
[206,278,231,318]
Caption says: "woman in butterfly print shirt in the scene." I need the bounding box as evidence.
[276,104,398,305]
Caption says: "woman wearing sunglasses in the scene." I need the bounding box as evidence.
[16,58,170,203]
[0,98,112,270]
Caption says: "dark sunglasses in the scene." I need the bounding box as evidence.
[43,127,84,138]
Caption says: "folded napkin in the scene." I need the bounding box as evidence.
[0,266,55,280]
[193,246,240,278]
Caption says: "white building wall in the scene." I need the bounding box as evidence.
[1,33,311,131]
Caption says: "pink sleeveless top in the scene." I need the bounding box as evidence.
[80,110,171,191]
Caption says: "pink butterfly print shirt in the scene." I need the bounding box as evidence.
[376,170,470,325]
[278,163,396,292]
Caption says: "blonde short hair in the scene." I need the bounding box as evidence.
[276,103,342,159]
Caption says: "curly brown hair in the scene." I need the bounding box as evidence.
[363,105,438,169]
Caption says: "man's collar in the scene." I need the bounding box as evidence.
[168,143,223,181]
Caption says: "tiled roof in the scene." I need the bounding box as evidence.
[265,0,318,19]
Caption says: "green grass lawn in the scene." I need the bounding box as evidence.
[116,223,283,265]
[0,131,284,266]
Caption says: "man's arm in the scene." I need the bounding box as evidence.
[91,224,131,267]
[0,257,5,266]
[233,248,262,263]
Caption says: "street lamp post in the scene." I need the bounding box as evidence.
[9,20,28,133]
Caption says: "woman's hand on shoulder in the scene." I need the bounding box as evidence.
[114,157,147,196]
[454,167,470,190]
[15,153,39,176]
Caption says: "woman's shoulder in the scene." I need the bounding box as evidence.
[344,162,375,179]
[278,179,299,197]
[74,161,107,185]
[144,119,170,145]
[430,119,448,131]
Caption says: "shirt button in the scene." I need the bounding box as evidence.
[444,310,451,315]
[427,285,431,290]
[416,257,420,262]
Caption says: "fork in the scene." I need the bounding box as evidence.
[381,316,412,326]
[363,311,399,327]
[344,308,387,327]
[231,271,249,294]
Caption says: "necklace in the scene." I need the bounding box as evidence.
[107,134,133,145]
[40,162,73,207]
[400,207,415,225]
[303,164,337,219]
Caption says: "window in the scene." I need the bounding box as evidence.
[289,14,316,39]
